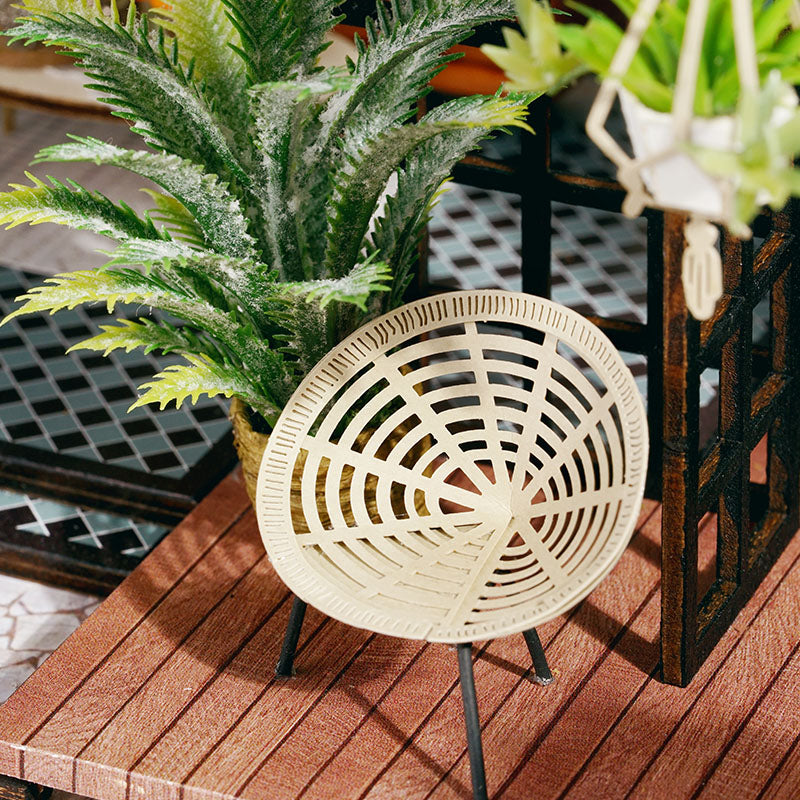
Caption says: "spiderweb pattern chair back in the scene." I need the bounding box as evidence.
[256,290,648,644]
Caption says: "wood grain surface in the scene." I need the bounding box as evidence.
[1,470,800,800]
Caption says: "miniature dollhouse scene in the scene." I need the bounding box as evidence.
[0,0,799,798]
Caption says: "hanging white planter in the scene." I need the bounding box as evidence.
[619,89,795,222]
[586,0,765,321]
[617,89,735,221]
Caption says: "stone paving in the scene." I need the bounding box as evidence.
[0,572,98,705]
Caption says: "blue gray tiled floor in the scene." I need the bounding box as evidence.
[0,267,231,479]
[0,488,166,560]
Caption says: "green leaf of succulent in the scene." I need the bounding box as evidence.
[130,354,279,424]
[688,74,800,232]
[0,174,162,241]
[34,136,256,259]
[481,0,585,94]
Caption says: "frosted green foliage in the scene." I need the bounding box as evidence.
[9,7,251,184]
[283,257,391,311]
[0,174,162,241]
[325,92,534,278]
[152,0,248,142]
[1,0,538,418]
[130,355,279,424]
[140,191,206,249]
[220,0,298,84]
[21,0,103,19]
[68,317,228,360]
[1,269,175,318]
[35,136,256,258]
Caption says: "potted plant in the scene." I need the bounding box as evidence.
[0,0,536,500]
[481,0,800,236]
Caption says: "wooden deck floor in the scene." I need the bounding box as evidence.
[1,470,800,800]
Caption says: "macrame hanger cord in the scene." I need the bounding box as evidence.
[584,0,661,216]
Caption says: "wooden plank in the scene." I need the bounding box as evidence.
[127,594,318,800]
[562,525,800,799]
[237,635,432,800]
[761,734,800,799]
[627,542,800,799]
[245,626,542,800]
[360,502,662,800]
[694,643,800,800]
[181,619,376,799]
[72,557,289,800]
[21,503,263,794]
[497,588,661,800]
[0,470,248,780]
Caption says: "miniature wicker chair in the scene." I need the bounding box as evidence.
[255,290,648,800]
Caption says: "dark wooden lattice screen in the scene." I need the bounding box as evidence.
[436,96,800,685]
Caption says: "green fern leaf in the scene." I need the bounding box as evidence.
[67,317,227,361]
[0,173,162,241]
[34,137,256,258]
[142,190,206,249]
[318,0,517,162]
[0,269,174,320]
[152,0,249,139]
[287,0,343,73]
[249,70,355,280]
[20,0,105,18]
[130,354,279,423]
[7,8,251,188]
[283,258,391,311]
[220,0,297,84]
[372,118,525,308]
[325,92,534,278]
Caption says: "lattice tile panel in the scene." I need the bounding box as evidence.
[426,182,772,412]
[0,266,231,479]
[0,488,165,561]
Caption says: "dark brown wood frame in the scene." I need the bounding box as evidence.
[435,97,800,686]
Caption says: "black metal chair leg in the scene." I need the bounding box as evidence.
[457,643,488,800]
[276,596,307,677]
[523,627,554,685]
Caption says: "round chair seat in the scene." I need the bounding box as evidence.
[256,290,648,643]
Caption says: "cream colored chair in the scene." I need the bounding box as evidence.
[256,290,648,800]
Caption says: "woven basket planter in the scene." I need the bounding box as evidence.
[229,396,270,505]
[230,396,432,515]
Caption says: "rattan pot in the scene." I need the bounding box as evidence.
[229,396,270,505]
[230,396,432,513]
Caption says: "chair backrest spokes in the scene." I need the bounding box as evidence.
[257,290,648,643]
